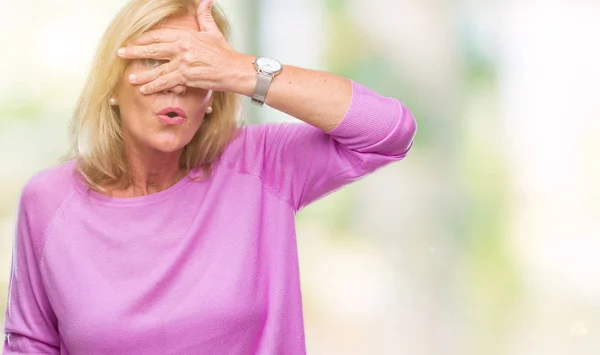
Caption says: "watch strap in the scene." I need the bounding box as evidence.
[251,70,274,107]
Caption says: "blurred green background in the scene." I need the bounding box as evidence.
[1,1,600,354]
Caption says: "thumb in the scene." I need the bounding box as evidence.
[197,0,218,34]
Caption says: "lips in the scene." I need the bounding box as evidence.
[157,107,187,125]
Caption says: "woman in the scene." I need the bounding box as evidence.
[3,0,416,354]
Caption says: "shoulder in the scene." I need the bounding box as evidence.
[224,123,275,151]
[221,122,322,157]
[218,122,318,172]
[15,161,78,259]
[19,160,79,217]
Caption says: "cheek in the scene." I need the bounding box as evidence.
[187,89,212,117]
[117,65,152,115]
[120,97,155,135]
[182,114,205,141]
[117,84,155,125]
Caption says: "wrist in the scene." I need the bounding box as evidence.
[226,53,257,97]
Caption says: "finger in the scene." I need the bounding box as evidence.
[132,29,181,45]
[196,0,219,34]
[128,60,178,85]
[117,42,175,60]
[139,71,185,95]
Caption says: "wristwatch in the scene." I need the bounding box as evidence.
[251,56,283,107]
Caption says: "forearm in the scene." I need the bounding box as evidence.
[228,54,352,132]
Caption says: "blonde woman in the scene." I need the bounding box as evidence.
[2,0,416,354]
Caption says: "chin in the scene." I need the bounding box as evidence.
[151,136,190,153]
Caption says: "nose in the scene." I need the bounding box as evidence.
[163,85,187,96]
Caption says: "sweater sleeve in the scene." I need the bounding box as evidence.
[3,182,60,354]
[232,79,417,211]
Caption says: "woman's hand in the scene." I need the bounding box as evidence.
[117,0,251,95]
[118,0,353,132]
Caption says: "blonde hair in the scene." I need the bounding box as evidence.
[64,0,241,192]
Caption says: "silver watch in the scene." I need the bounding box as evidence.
[251,56,283,107]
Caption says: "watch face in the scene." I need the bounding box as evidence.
[256,57,282,73]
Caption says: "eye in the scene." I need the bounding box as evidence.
[143,58,166,68]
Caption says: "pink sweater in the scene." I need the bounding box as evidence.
[3,81,416,354]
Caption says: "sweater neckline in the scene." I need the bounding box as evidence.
[72,165,201,207]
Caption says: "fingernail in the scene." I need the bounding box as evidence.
[140,86,147,94]
[117,48,126,57]
[129,74,137,82]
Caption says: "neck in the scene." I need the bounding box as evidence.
[114,141,186,198]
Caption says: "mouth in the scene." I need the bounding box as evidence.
[157,107,187,125]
